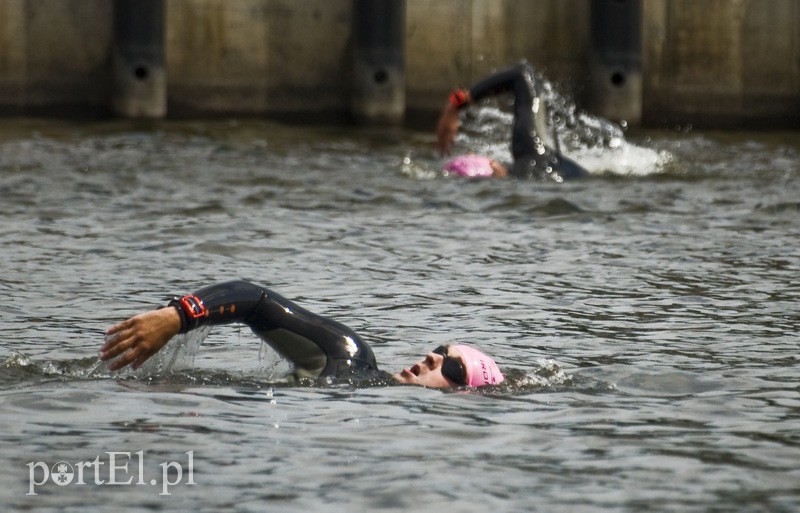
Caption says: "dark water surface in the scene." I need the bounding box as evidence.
[0,115,798,512]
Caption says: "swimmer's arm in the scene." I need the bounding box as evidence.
[468,64,526,103]
[99,280,367,375]
[437,64,528,155]
[436,91,473,155]
[100,280,265,372]
[183,280,377,376]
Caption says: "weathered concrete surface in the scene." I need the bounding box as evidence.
[352,0,405,124]
[644,0,800,127]
[166,0,353,118]
[0,0,797,127]
[0,0,26,114]
[586,0,642,126]
[113,0,166,118]
[0,0,112,116]
[405,0,591,115]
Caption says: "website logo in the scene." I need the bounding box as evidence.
[27,451,195,496]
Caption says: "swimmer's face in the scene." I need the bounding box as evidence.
[490,160,508,177]
[393,345,467,388]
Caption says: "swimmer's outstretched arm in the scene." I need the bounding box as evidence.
[467,64,534,104]
[436,90,472,155]
[101,280,377,376]
[435,63,546,161]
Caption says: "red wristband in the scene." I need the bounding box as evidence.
[180,295,207,319]
[170,294,208,320]
[449,89,469,109]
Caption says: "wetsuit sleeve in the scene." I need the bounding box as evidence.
[468,64,543,161]
[468,63,588,179]
[170,280,378,378]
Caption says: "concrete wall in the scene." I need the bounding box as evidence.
[167,0,353,118]
[405,0,593,117]
[0,0,797,127]
[0,0,112,116]
[644,0,800,127]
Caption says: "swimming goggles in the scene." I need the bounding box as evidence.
[432,345,467,386]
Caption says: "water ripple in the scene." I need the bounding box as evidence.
[0,120,798,512]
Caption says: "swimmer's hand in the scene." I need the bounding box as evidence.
[436,100,465,156]
[100,307,181,371]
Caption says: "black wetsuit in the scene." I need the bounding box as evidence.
[468,63,588,180]
[169,280,379,380]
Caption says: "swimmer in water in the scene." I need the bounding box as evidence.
[436,62,588,181]
[100,280,504,388]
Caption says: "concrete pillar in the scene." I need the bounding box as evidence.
[0,0,27,114]
[112,0,166,118]
[587,0,642,125]
[351,0,405,124]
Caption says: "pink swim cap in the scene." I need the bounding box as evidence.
[443,154,495,178]
[452,344,504,387]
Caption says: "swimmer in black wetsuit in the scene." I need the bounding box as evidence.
[436,63,588,181]
[100,280,504,388]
